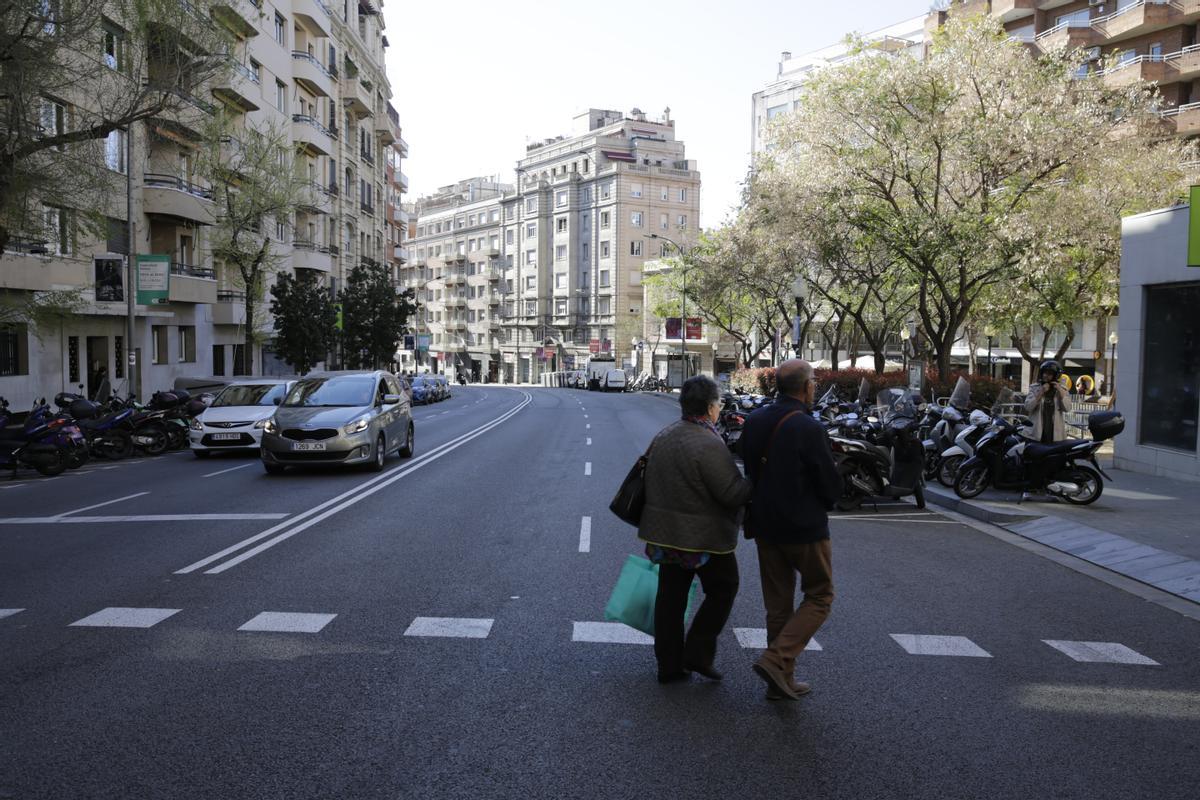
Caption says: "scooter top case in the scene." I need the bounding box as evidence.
[1087,411,1125,441]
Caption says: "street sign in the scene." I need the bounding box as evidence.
[135,254,170,305]
[416,334,431,352]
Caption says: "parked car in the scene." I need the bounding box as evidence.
[434,375,451,401]
[260,371,414,474]
[190,380,293,457]
[602,369,628,392]
[410,375,433,405]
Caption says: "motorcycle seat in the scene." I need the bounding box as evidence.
[1024,441,1087,461]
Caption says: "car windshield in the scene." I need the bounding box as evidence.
[212,384,287,407]
[283,376,375,407]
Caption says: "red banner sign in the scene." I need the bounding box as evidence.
[685,318,703,341]
[589,339,600,354]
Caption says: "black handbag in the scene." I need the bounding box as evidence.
[609,445,652,526]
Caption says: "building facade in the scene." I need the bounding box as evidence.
[0,0,404,408]
[404,108,701,383]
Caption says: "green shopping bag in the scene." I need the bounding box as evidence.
[603,554,698,637]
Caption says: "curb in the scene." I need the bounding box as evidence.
[924,484,1200,607]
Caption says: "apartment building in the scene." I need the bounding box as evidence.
[0,0,403,407]
[384,101,410,285]
[404,108,701,384]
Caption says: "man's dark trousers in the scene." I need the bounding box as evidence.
[755,538,833,679]
[653,553,739,674]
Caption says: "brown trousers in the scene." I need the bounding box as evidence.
[755,538,834,678]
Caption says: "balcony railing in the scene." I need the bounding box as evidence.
[230,60,260,83]
[291,51,335,80]
[360,202,375,216]
[170,262,216,279]
[144,172,214,199]
[291,114,334,138]
[292,239,333,253]
[360,148,376,166]
[217,289,246,303]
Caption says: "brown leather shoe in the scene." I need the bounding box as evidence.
[753,661,800,700]
[766,681,811,701]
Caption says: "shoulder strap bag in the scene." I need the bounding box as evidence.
[744,410,804,539]
[609,443,653,527]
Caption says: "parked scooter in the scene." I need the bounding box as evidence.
[0,397,72,476]
[53,392,136,460]
[830,388,926,511]
[953,411,1125,504]
[936,409,993,487]
[923,377,971,482]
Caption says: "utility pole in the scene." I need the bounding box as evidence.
[125,124,139,400]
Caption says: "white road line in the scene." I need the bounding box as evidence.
[0,513,288,524]
[579,516,591,552]
[201,463,253,479]
[890,634,992,657]
[583,414,589,419]
[0,609,24,620]
[584,462,592,476]
[586,424,591,429]
[0,484,27,490]
[54,492,149,519]
[188,391,533,574]
[238,611,337,633]
[586,437,592,446]
[572,621,652,645]
[1042,640,1160,665]
[69,607,180,628]
[733,628,822,651]
[833,516,958,524]
[833,512,940,519]
[403,617,494,638]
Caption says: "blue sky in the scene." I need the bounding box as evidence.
[385,0,932,228]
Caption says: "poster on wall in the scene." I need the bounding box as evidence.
[416,334,431,352]
[665,317,682,339]
[685,317,703,341]
[136,254,171,305]
[93,255,124,302]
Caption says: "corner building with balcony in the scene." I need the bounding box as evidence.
[405,108,701,384]
[0,0,404,406]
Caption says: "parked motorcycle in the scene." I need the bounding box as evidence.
[936,409,992,487]
[953,411,1125,505]
[0,397,72,476]
[830,388,926,511]
[53,392,136,460]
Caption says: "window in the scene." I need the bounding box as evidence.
[600,241,610,258]
[630,182,643,198]
[555,299,567,315]
[0,329,26,377]
[766,103,788,119]
[1150,42,1164,61]
[274,12,286,45]
[276,219,287,241]
[525,276,536,290]
[525,249,536,266]
[489,209,499,222]
[555,190,567,207]
[581,242,590,263]
[40,98,66,150]
[42,205,69,254]
[178,326,196,363]
[525,223,537,238]
[677,215,687,228]
[598,297,611,315]
[524,300,536,315]
[600,211,610,229]
[556,217,568,233]
[249,59,261,83]
[678,188,687,203]
[600,182,612,200]
[104,129,126,173]
[630,240,642,256]
[660,186,668,201]
[582,187,592,204]
[152,326,169,365]
[276,80,287,112]
[506,229,514,245]
[555,245,566,261]
[506,205,515,219]
[599,269,610,287]
[555,273,567,289]
[525,197,537,213]
[631,212,643,228]
[102,21,125,72]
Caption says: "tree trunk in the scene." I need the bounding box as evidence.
[873,350,885,376]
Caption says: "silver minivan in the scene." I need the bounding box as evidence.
[260,370,413,474]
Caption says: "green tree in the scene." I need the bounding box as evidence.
[0,0,230,253]
[340,259,417,370]
[754,15,1191,375]
[269,269,337,375]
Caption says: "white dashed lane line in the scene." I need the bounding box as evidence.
[584,462,592,476]
[579,516,591,553]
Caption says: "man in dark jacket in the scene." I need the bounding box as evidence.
[740,359,842,700]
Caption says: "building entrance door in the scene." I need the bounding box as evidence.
[86,336,110,400]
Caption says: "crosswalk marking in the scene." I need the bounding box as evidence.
[584,462,592,476]
[0,609,25,620]
[733,627,822,651]
[69,607,181,629]
[572,621,652,645]
[890,634,992,658]
[1042,640,1160,666]
[403,617,494,639]
[238,612,337,634]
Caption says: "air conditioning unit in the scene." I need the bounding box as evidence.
[1089,0,1105,7]
[1085,47,1102,61]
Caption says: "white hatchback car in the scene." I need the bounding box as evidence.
[190,380,294,457]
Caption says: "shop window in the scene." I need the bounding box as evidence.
[1139,283,1200,452]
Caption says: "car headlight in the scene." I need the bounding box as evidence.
[189,418,203,431]
[262,418,279,434]
[254,418,270,429]
[343,416,370,435]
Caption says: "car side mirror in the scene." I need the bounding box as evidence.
[273,397,281,405]
[383,393,402,405]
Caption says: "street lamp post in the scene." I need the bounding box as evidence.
[984,325,996,380]
[1108,331,1119,395]
[899,325,911,375]
[791,276,808,357]
[647,233,687,383]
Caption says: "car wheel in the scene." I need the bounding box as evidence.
[398,423,414,458]
[263,461,286,475]
[369,433,386,472]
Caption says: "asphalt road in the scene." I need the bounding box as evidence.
[1,387,1197,799]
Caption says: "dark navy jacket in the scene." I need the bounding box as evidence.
[739,397,843,544]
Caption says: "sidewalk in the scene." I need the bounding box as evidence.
[925,468,1200,605]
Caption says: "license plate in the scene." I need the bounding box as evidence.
[211,433,241,440]
[292,442,326,451]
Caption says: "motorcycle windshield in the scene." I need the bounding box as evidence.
[856,378,872,407]
[878,388,917,422]
[948,377,971,410]
[992,387,1015,415]
[816,385,839,408]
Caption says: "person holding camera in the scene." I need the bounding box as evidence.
[1024,360,1071,444]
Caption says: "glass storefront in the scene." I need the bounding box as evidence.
[1139,283,1200,452]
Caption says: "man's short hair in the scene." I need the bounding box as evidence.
[680,375,720,417]
[776,360,814,397]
